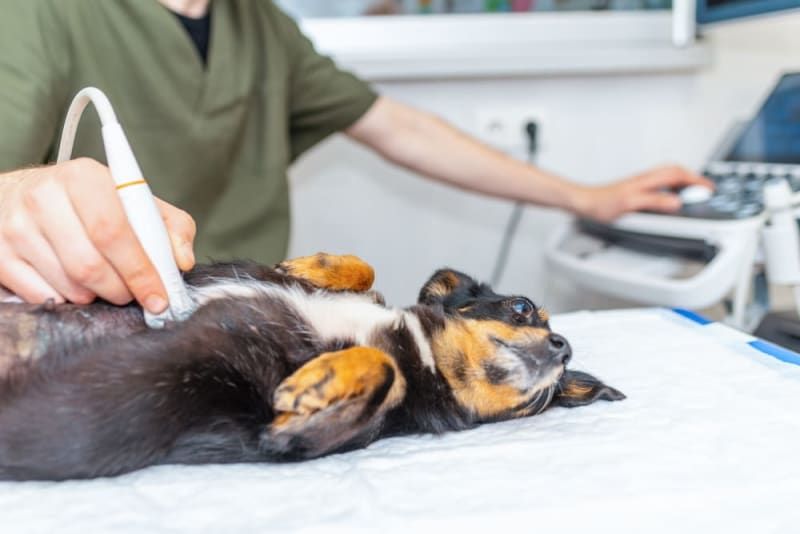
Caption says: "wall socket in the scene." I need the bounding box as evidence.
[474,108,548,155]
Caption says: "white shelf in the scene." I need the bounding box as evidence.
[298,11,711,81]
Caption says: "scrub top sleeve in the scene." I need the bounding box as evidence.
[0,4,70,173]
[279,9,378,161]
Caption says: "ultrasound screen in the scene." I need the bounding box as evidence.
[725,74,800,164]
[697,0,800,23]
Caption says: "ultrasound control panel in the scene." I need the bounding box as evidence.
[678,162,800,220]
[678,72,800,220]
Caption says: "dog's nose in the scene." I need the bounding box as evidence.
[547,333,572,365]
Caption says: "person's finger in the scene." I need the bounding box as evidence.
[0,241,63,304]
[60,159,168,313]
[638,165,713,190]
[2,204,89,304]
[155,198,196,272]
[627,191,682,214]
[10,229,95,304]
[23,182,126,305]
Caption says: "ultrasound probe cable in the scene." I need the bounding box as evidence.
[56,87,195,328]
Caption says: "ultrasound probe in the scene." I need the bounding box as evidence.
[56,87,194,328]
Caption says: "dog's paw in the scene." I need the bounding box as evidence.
[276,253,375,292]
[265,347,405,458]
[273,347,395,417]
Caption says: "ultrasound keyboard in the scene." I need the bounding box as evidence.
[678,163,800,220]
[676,73,800,220]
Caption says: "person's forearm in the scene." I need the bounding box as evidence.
[347,97,586,212]
[348,96,712,221]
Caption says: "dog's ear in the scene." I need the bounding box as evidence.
[418,269,478,306]
[554,370,625,408]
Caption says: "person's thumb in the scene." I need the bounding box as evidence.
[155,198,196,272]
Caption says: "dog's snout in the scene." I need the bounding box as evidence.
[547,333,572,365]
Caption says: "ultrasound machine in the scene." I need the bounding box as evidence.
[546,0,800,345]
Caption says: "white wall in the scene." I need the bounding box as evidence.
[288,13,800,309]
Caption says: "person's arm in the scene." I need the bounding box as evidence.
[346,97,712,222]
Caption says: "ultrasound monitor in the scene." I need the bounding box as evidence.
[680,72,800,220]
[697,0,800,24]
[723,73,800,165]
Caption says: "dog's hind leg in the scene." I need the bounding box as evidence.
[276,253,375,292]
[263,346,406,459]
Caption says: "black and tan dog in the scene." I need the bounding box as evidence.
[0,254,623,480]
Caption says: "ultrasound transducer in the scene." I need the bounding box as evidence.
[56,87,195,328]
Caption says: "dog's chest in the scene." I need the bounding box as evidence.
[288,291,400,345]
[193,282,399,343]
[192,281,436,369]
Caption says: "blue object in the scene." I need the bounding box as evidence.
[697,0,800,24]
[749,339,800,366]
[670,308,800,367]
[671,307,714,325]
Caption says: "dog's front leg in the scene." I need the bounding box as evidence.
[262,347,406,459]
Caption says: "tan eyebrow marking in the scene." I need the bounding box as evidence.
[537,308,550,323]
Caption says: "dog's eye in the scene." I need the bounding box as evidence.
[509,298,534,317]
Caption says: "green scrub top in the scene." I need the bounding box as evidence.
[0,1,378,264]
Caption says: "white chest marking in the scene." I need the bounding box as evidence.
[191,282,434,368]
[287,290,399,346]
[401,312,435,370]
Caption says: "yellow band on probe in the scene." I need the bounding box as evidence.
[115,179,147,191]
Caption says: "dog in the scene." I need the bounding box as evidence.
[0,253,624,480]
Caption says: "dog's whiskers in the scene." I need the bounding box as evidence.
[522,385,557,416]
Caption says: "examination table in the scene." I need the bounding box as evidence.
[1,308,798,533]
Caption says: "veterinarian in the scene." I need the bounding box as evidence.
[0,0,710,314]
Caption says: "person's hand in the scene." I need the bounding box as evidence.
[571,165,714,222]
[0,158,196,311]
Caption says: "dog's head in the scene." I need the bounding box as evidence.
[418,269,624,422]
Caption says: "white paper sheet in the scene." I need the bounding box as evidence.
[2,308,799,533]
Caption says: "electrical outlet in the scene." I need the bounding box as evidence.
[474,108,548,154]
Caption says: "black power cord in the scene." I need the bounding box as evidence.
[490,121,539,287]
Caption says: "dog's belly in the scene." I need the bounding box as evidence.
[0,307,39,374]
[0,279,413,381]
[0,302,145,376]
